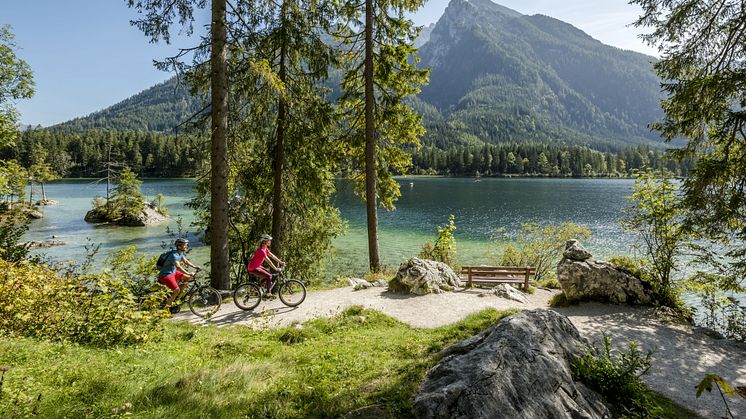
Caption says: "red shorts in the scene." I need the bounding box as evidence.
[158,270,186,290]
[247,266,272,281]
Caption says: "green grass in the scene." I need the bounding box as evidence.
[0,307,515,418]
[648,390,706,419]
[0,307,699,418]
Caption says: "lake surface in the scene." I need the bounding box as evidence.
[24,177,637,278]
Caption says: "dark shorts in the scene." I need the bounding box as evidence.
[158,270,185,290]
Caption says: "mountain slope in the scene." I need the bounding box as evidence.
[418,0,662,148]
[50,0,663,151]
[50,77,203,133]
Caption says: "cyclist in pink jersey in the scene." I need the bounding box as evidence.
[247,234,285,293]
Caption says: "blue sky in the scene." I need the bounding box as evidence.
[4,0,654,127]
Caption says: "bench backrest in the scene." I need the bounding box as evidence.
[461,266,536,276]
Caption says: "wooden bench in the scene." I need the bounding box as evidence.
[460,265,536,290]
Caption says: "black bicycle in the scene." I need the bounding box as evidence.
[180,268,223,318]
[233,267,306,310]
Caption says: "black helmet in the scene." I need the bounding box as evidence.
[175,238,189,246]
[260,234,272,242]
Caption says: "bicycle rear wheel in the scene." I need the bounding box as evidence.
[233,282,262,311]
[187,286,222,318]
[278,279,306,307]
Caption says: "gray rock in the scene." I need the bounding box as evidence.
[23,240,65,249]
[557,254,653,305]
[389,258,462,295]
[372,279,387,287]
[491,283,529,304]
[348,278,373,290]
[563,239,593,261]
[27,209,43,219]
[35,199,58,206]
[414,309,610,419]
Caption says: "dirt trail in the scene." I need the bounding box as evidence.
[174,286,746,418]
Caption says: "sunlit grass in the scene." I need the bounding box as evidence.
[0,307,698,418]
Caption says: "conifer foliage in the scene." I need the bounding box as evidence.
[336,0,429,270]
[632,0,746,290]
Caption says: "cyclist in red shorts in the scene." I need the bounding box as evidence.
[247,234,285,294]
[158,238,201,311]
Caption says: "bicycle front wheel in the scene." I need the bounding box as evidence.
[187,286,222,318]
[278,279,306,307]
[233,282,262,311]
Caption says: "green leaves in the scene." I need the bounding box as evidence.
[631,0,746,291]
[0,25,34,148]
[621,170,687,304]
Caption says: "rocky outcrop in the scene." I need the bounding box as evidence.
[35,199,58,206]
[388,258,462,295]
[414,309,610,419]
[557,240,653,305]
[85,202,168,226]
[489,283,529,304]
[347,278,386,290]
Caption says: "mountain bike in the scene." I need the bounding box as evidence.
[179,268,223,318]
[233,266,306,310]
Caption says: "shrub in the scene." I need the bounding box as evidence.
[496,222,591,282]
[419,215,458,269]
[0,260,166,346]
[0,211,32,263]
[548,292,585,307]
[534,271,561,289]
[572,335,656,418]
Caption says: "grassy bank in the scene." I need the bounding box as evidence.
[1,307,699,418]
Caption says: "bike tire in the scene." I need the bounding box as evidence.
[187,286,222,318]
[233,282,262,311]
[278,279,306,307]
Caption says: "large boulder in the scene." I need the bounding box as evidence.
[557,240,653,305]
[389,258,462,295]
[414,309,610,419]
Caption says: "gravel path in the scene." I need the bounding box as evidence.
[173,286,746,418]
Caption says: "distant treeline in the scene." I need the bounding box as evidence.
[411,144,691,177]
[3,129,688,179]
[4,129,204,177]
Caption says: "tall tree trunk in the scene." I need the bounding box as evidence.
[364,0,380,271]
[210,0,230,290]
[41,182,46,202]
[271,1,288,257]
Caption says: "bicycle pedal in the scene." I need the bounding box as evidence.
[169,305,181,314]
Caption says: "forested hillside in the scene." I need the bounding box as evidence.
[14,0,672,178]
[417,0,662,149]
[49,78,203,133]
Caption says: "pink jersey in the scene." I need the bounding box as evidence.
[247,246,269,271]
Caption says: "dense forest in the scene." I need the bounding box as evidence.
[2,128,686,179]
[3,128,203,177]
[411,143,690,177]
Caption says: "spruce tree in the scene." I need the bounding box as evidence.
[336,0,429,271]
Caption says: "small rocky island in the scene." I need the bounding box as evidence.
[84,167,168,227]
[85,201,167,226]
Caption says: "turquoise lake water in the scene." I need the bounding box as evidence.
[24,177,637,279]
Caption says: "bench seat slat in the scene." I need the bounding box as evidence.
[460,265,535,290]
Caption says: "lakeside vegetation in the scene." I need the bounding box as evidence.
[2,0,746,416]
[0,306,702,418]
